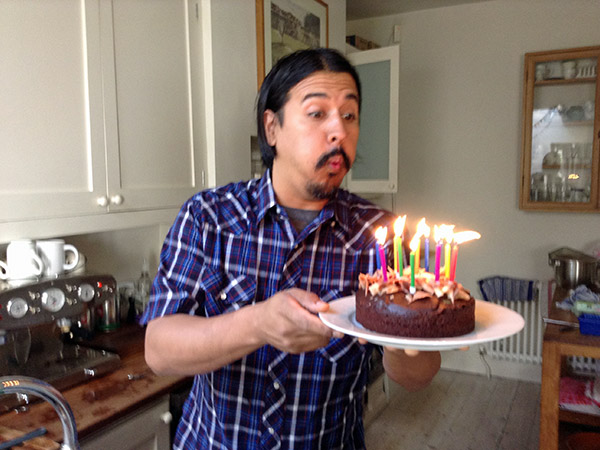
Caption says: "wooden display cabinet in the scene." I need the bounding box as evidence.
[540,287,600,450]
[520,46,600,211]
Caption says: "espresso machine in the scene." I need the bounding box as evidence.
[0,274,121,411]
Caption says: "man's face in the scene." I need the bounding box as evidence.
[264,71,360,209]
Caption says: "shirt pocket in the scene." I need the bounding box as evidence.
[200,266,257,316]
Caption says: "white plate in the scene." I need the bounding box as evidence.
[318,296,525,351]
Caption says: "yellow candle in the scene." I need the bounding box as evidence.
[393,235,400,273]
[444,241,451,279]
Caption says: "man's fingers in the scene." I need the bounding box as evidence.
[290,289,329,314]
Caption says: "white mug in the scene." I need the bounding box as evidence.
[0,239,44,281]
[36,239,80,278]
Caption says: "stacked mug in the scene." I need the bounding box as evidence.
[0,239,80,287]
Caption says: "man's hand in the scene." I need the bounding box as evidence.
[255,289,343,353]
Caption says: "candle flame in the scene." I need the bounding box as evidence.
[452,230,481,245]
[375,226,387,245]
[409,234,420,252]
[394,215,407,237]
[416,217,430,238]
[435,224,455,243]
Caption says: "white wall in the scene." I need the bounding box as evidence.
[348,0,600,296]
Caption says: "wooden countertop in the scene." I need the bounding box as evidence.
[0,324,190,448]
[545,287,600,347]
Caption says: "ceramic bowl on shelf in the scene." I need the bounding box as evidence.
[565,106,585,122]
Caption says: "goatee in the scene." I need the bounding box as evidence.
[306,181,339,200]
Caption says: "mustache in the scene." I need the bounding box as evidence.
[315,147,351,171]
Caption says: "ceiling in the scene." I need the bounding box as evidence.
[346,0,493,20]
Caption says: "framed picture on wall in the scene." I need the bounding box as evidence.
[255,0,328,89]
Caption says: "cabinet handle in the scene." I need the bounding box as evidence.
[110,194,124,205]
[160,411,173,424]
[96,196,109,207]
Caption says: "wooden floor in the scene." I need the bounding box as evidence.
[364,369,541,450]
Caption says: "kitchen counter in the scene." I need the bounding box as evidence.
[0,324,190,448]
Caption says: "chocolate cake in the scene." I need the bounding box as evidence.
[355,270,475,338]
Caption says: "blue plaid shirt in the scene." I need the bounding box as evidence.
[141,170,393,449]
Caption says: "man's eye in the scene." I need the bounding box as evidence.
[342,112,357,121]
[308,111,324,119]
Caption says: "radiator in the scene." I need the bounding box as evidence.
[485,282,544,364]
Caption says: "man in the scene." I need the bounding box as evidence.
[142,48,440,449]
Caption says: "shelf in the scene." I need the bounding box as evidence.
[535,77,596,86]
[541,164,592,170]
[560,409,600,427]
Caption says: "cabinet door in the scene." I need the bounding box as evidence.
[346,46,399,193]
[0,0,108,222]
[520,46,600,211]
[100,0,203,212]
[81,397,171,450]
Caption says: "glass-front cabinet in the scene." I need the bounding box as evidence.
[520,46,600,211]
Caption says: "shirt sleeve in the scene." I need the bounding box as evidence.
[139,198,206,324]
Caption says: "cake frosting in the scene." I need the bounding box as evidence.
[356,269,475,338]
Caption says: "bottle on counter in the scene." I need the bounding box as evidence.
[135,258,152,317]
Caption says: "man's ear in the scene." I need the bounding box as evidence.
[263,110,278,146]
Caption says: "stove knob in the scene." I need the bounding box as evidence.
[41,287,66,313]
[78,283,95,302]
[7,297,28,319]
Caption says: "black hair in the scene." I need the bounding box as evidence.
[256,48,361,170]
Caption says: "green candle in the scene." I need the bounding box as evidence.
[410,251,415,292]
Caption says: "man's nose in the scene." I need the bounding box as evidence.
[327,112,347,144]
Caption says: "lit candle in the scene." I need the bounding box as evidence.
[375,226,388,282]
[409,235,420,293]
[449,230,481,281]
[433,225,442,282]
[415,218,427,274]
[441,225,455,280]
[420,220,431,272]
[393,215,406,274]
[450,243,458,281]
[444,238,452,280]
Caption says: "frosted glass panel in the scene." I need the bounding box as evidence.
[353,60,390,180]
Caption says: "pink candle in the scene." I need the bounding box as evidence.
[450,244,458,281]
[378,244,388,282]
[434,241,442,282]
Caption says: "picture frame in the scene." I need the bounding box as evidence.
[255,0,328,89]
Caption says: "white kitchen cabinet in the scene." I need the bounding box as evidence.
[0,0,206,225]
[81,396,172,450]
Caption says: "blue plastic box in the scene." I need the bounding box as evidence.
[578,314,600,336]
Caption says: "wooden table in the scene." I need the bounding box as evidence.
[540,287,600,450]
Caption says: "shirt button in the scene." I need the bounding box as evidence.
[273,382,280,390]
[268,427,275,434]
[220,292,227,300]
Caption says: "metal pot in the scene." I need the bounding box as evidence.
[548,247,599,289]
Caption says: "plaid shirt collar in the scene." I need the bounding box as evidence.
[254,168,352,237]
